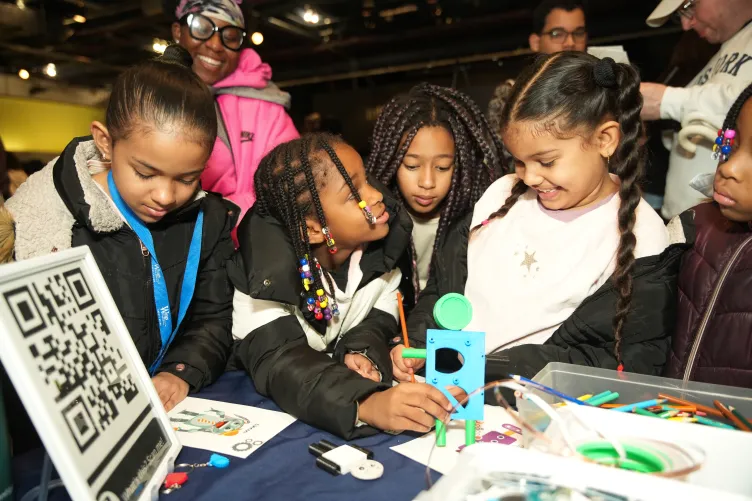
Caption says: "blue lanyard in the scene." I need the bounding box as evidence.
[107,171,204,375]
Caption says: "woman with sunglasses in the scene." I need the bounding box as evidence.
[173,0,299,240]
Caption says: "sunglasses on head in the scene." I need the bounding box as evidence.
[182,13,246,51]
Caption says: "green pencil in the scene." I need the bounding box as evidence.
[695,415,736,430]
[634,408,659,418]
[730,407,752,431]
[587,392,620,407]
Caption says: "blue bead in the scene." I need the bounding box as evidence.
[300,258,308,266]
[209,453,230,469]
[716,137,724,145]
[307,297,315,305]
[722,145,732,154]
[300,272,306,278]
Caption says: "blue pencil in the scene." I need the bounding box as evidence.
[613,398,667,413]
[510,374,586,406]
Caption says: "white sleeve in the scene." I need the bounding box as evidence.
[231,289,293,340]
[660,79,752,127]
[371,268,402,320]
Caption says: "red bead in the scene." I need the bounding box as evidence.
[617,363,624,372]
[315,312,323,320]
[718,129,723,136]
[328,246,338,254]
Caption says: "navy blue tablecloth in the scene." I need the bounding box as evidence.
[12,371,434,501]
[169,371,431,501]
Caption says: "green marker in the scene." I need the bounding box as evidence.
[435,419,447,447]
[402,348,426,359]
[586,391,620,407]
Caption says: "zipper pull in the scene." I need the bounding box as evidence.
[140,241,149,257]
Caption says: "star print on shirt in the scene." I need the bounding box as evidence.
[520,251,537,272]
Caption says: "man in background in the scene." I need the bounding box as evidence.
[640,0,752,219]
[529,0,588,54]
[488,0,587,139]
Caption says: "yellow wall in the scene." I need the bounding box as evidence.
[0,97,104,154]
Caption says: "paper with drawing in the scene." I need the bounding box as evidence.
[168,397,297,458]
[390,405,521,474]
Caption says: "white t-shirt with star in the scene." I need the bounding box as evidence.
[464,174,669,353]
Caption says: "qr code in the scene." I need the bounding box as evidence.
[2,267,138,453]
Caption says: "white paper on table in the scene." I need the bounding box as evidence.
[587,45,631,65]
[390,405,521,474]
[168,397,297,458]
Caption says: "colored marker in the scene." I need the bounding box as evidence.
[613,398,667,413]
[509,375,585,406]
[587,392,620,407]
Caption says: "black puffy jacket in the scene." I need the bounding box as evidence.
[407,214,688,403]
[229,189,412,439]
[3,136,237,390]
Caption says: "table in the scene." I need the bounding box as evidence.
[12,371,435,501]
[170,371,431,501]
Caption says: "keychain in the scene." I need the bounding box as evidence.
[162,454,230,495]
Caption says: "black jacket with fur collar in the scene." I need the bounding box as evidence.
[2,136,237,391]
[229,187,413,439]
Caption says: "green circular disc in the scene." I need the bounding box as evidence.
[576,441,666,474]
[433,293,473,331]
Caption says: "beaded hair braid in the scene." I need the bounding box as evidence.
[713,83,752,163]
[366,83,504,301]
[254,133,375,324]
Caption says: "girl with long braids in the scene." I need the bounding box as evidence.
[366,83,503,324]
[665,83,752,389]
[404,52,686,391]
[231,133,464,439]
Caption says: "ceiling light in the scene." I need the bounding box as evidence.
[16,0,25,10]
[72,15,87,23]
[303,9,320,24]
[152,39,167,54]
[44,63,57,78]
[251,32,264,45]
[18,69,30,80]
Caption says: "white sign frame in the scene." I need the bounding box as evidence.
[0,247,181,501]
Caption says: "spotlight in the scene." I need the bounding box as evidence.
[72,15,87,23]
[303,9,320,24]
[18,69,30,80]
[16,0,25,10]
[152,39,167,54]
[251,32,264,45]
[44,63,57,78]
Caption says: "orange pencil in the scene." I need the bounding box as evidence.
[396,292,416,383]
[714,400,752,432]
[658,393,724,418]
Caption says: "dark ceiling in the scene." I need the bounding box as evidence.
[0,0,681,91]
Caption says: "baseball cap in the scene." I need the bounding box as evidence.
[646,0,684,27]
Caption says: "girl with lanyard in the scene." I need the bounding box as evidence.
[1,45,236,411]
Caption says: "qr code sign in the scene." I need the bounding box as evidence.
[2,267,138,453]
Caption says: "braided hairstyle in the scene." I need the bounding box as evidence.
[721,82,752,132]
[255,133,369,322]
[367,83,504,299]
[475,51,646,369]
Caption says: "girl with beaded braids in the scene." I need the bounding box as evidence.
[230,133,465,439]
[367,83,503,315]
[405,52,687,392]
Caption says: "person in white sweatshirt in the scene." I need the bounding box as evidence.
[640,0,752,219]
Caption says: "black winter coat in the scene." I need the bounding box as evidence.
[407,214,687,403]
[229,191,412,439]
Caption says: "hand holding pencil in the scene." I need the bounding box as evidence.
[390,292,425,383]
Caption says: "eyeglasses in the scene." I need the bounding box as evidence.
[540,27,587,43]
[182,13,246,51]
[672,0,698,23]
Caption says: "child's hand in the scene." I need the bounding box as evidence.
[152,372,190,412]
[390,344,426,383]
[344,353,380,382]
[358,384,467,433]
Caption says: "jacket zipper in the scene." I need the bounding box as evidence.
[683,235,752,381]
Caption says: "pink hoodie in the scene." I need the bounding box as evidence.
[202,48,299,230]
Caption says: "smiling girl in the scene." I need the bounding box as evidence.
[405,53,685,388]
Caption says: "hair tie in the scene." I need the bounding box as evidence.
[593,57,618,89]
